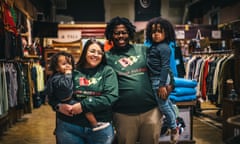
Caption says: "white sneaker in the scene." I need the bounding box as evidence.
[92,122,110,131]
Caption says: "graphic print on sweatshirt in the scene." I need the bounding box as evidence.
[74,76,103,97]
[118,55,140,68]
[79,77,101,86]
[114,55,147,76]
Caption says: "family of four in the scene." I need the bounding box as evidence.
[47,16,179,144]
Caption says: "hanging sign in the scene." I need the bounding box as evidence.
[175,30,185,39]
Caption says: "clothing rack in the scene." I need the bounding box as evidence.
[0,56,41,63]
[191,49,233,55]
[0,56,44,136]
[189,50,233,121]
[0,59,13,62]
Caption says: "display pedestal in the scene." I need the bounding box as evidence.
[159,101,196,144]
[222,98,240,141]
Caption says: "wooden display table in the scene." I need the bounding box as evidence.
[227,114,240,128]
[222,98,240,141]
[225,115,240,143]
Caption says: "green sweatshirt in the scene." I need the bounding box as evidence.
[49,64,119,127]
[106,44,158,114]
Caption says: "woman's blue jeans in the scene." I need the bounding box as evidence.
[55,118,114,144]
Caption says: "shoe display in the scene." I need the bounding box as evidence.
[92,122,110,131]
[170,127,179,144]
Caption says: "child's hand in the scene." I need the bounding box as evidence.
[65,63,72,74]
[158,86,168,100]
[65,69,72,74]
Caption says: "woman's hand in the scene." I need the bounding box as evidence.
[71,103,83,115]
[58,104,74,116]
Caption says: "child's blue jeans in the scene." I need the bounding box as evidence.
[150,77,177,129]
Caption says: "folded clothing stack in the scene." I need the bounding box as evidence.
[169,77,198,102]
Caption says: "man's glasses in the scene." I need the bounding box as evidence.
[113,31,128,35]
[88,49,104,55]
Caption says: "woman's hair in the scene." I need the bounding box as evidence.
[76,38,106,69]
[49,51,75,74]
[145,16,176,44]
[105,16,136,42]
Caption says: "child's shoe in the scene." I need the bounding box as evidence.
[170,127,179,144]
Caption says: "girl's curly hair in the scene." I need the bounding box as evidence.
[105,16,136,42]
[49,51,75,74]
[145,16,176,44]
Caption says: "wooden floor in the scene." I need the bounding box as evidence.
[0,104,225,144]
[0,105,56,144]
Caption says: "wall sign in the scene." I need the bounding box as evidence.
[212,30,221,39]
[139,0,151,8]
[57,29,82,42]
[135,0,161,21]
[175,30,185,39]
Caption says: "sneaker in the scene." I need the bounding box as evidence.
[92,122,110,131]
[170,128,179,144]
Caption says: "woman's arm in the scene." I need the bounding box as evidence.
[80,66,119,113]
[57,103,75,116]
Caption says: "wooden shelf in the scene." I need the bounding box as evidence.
[176,101,196,106]
[23,55,41,59]
[20,32,29,37]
